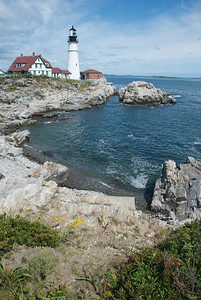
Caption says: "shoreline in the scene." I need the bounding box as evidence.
[23,144,153,213]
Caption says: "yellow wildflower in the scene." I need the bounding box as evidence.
[54,217,63,222]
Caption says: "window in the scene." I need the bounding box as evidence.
[46,71,48,75]
[33,71,36,75]
[42,71,44,75]
[35,64,37,68]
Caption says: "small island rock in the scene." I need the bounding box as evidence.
[118,81,176,106]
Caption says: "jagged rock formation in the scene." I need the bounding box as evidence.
[151,157,201,222]
[0,77,115,133]
[118,81,176,106]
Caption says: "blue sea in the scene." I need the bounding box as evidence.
[25,75,201,207]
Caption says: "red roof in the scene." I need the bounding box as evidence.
[52,68,71,74]
[8,54,52,72]
[61,70,71,74]
[81,69,102,74]
[52,68,61,73]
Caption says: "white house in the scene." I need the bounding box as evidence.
[8,53,71,79]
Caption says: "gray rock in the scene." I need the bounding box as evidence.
[118,81,176,106]
[151,157,201,222]
[30,161,69,185]
[0,77,116,133]
[0,173,5,180]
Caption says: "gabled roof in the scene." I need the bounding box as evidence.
[81,69,102,74]
[0,69,4,73]
[8,54,52,72]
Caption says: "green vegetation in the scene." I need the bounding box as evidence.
[104,220,201,299]
[0,260,32,299]
[0,213,200,299]
[0,214,60,259]
[77,81,92,92]
[27,250,58,282]
[6,87,18,92]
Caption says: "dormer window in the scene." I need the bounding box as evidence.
[15,63,25,67]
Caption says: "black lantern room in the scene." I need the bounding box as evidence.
[68,26,78,43]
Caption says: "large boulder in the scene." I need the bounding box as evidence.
[118,81,176,106]
[151,157,201,222]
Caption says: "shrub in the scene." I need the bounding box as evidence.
[105,220,201,299]
[0,214,60,258]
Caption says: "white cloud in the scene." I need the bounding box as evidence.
[0,0,201,76]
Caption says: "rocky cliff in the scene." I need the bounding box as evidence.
[0,77,115,133]
[151,157,201,223]
[118,81,176,106]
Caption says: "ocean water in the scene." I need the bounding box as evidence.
[25,75,201,202]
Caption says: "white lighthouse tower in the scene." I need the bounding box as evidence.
[67,26,80,80]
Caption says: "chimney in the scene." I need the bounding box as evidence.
[21,53,23,57]
[39,54,41,57]
[33,52,35,56]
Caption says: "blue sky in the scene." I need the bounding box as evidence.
[0,0,201,76]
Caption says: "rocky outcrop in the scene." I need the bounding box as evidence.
[0,77,115,133]
[30,161,69,186]
[151,157,201,222]
[0,130,139,227]
[118,81,176,106]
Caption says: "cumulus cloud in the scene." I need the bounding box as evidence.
[0,0,201,76]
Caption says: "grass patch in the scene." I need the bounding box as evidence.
[27,250,58,282]
[0,214,60,259]
[78,81,92,92]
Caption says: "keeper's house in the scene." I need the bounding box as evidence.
[80,69,102,80]
[8,53,71,79]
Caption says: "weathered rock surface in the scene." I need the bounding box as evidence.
[30,161,69,185]
[0,130,140,228]
[0,77,115,133]
[151,157,201,222]
[118,81,176,106]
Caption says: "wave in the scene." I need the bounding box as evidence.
[128,174,148,189]
[194,141,201,145]
[43,121,53,125]
[173,94,182,98]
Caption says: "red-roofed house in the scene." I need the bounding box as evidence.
[8,53,53,77]
[8,53,71,79]
[80,69,102,80]
[52,68,71,79]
